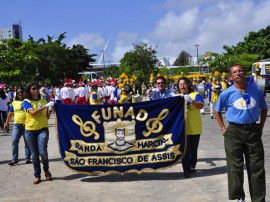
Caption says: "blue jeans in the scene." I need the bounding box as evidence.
[25,128,49,178]
[12,124,31,161]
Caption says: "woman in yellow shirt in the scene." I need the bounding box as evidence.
[177,77,204,178]
[23,82,54,184]
[4,87,31,165]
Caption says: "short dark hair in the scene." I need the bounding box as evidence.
[229,64,244,72]
[115,128,125,133]
[156,76,166,83]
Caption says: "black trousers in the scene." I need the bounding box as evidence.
[224,124,265,202]
[182,134,201,173]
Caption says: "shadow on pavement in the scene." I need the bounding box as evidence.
[197,157,227,166]
[54,157,228,182]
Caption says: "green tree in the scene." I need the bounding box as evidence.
[0,33,96,85]
[0,38,40,85]
[103,65,121,79]
[223,25,270,59]
[120,42,161,84]
[173,51,192,66]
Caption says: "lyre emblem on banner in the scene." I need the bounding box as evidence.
[143,109,169,137]
[72,115,100,140]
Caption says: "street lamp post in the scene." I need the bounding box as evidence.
[194,43,200,66]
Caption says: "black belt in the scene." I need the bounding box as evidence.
[229,122,256,128]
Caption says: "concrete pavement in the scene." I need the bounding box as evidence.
[0,96,269,202]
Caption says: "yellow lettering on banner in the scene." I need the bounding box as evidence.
[124,107,135,119]
[70,140,105,154]
[136,134,173,150]
[113,106,124,118]
[143,109,169,137]
[64,145,181,167]
[72,115,100,140]
[136,109,148,121]
[102,108,112,120]
[92,111,101,124]
[90,107,150,124]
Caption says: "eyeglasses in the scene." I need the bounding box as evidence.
[157,82,165,85]
[31,88,38,91]
[179,83,187,86]
[231,70,244,75]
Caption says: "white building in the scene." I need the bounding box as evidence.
[0,23,23,41]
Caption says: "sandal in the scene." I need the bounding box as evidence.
[33,177,41,185]
[45,171,52,181]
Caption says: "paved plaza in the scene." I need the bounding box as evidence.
[0,96,269,202]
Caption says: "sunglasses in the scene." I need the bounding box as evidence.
[157,82,165,85]
[31,88,38,91]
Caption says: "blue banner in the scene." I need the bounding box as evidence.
[55,96,186,175]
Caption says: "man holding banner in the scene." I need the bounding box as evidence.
[147,76,175,100]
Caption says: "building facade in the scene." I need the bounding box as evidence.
[0,23,23,41]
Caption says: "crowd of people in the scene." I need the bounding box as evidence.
[0,64,268,201]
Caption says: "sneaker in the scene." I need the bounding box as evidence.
[8,160,19,166]
[26,160,32,164]
[236,198,245,202]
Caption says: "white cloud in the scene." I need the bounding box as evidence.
[111,32,140,62]
[149,0,270,58]
[67,0,270,63]
[67,32,105,52]
[152,8,199,42]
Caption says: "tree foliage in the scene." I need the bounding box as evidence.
[0,33,96,85]
[223,25,270,60]
[199,26,270,74]
[173,51,192,66]
[119,42,161,84]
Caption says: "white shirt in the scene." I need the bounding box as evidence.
[77,86,88,97]
[55,88,62,101]
[60,86,70,99]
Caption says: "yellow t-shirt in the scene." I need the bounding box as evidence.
[10,100,26,124]
[175,92,202,135]
[211,83,219,102]
[221,81,227,91]
[141,85,146,91]
[118,94,128,104]
[23,98,48,130]
[186,92,202,135]
[89,91,102,105]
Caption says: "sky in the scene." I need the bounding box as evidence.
[1,0,270,64]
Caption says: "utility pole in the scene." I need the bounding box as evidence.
[194,43,200,66]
